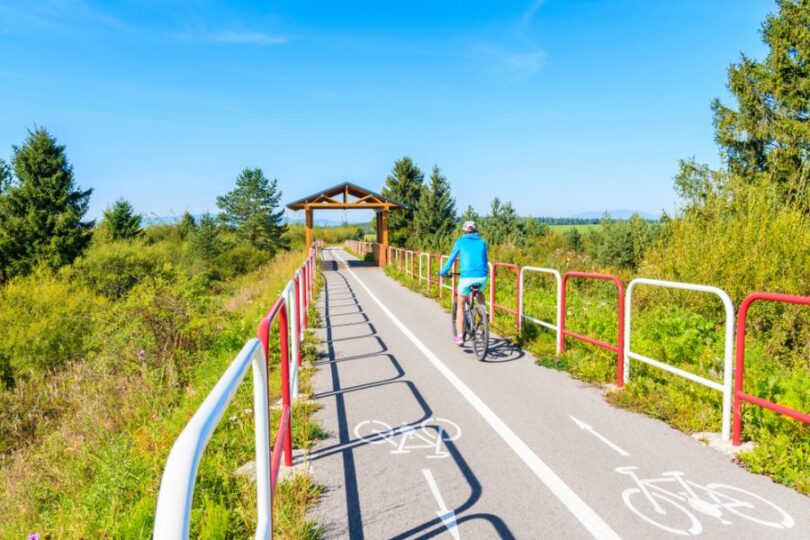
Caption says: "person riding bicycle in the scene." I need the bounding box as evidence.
[439,220,489,345]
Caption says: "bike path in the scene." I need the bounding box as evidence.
[308,247,810,539]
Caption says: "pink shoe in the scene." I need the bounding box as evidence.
[453,335,464,346]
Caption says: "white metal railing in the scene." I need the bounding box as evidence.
[284,279,300,399]
[153,339,271,539]
[518,267,563,355]
[624,278,735,440]
[155,246,317,539]
[405,250,415,278]
[418,252,429,286]
[439,255,454,295]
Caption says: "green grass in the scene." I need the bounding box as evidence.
[0,250,327,538]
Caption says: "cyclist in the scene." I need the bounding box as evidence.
[439,220,489,345]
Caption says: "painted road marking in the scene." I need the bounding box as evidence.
[616,466,794,536]
[423,468,461,540]
[353,417,462,459]
[331,249,622,540]
[569,415,630,457]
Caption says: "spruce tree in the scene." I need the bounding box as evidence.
[482,197,524,246]
[382,156,424,247]
[190,213,223,266]
[0,128,93,280]
[459,205,479,227]
[413,165,457,251]
[564,227,582,252]
[216,167,289,255]
[178,211,197,239]
[711,0,810,206]
[102,198,143,240]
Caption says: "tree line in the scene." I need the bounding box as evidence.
[0,128,290,284]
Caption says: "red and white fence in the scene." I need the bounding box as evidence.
[345,239,373,255]
[154,245,320,539]
[385,242,810,445]
[733,293,810,446]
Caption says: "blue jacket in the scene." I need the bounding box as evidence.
[440,233,489,278]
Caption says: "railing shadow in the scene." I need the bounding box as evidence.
[313,249,514,539]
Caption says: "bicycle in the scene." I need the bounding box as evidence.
[616,466,795,536]
[447,273,489,360]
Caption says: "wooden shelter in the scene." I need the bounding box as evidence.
[286,182,406,265]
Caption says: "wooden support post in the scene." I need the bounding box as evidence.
[305,208,313,254]
[379,210,389,266]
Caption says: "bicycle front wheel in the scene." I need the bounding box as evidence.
[471,305,489,360]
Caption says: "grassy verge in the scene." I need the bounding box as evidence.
[342,244,375,263]
[384,259,810,496]
[0,250,327,538]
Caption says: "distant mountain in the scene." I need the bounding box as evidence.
[142,214,200,226]
[573,210,659,220]
[284,217,369,227]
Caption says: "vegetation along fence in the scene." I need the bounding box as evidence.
[154,245,319,539]
[371,242,810,446]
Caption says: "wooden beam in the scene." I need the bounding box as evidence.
[301,203,400,210]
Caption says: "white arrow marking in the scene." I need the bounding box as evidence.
[422,469,461,540]
[569,416,629,457]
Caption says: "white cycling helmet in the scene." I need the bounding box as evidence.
[462,220,477,232]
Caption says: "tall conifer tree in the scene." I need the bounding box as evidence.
[413,165,457,251]
[0,128,93,280]
[382,156,424,247]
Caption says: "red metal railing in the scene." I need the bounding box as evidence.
[732,292,810,446]
[256,297,293,495]
[489,262,521,332]
[560,272,626,387]
[256,244,318,493]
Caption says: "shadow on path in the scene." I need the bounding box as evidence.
[313,249,515,539]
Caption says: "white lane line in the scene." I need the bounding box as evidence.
[569,416,629,457]
[422,469,461,540]
[331,249,621,540]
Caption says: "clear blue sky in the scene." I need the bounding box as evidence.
[0,0,771,221]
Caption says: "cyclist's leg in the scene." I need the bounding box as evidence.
[455,293,466,336]
[473,277,488,308]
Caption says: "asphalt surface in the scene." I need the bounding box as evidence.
[307,247,810,539]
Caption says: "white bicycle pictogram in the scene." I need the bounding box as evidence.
[354,417,462,459]
[616,466,795,536]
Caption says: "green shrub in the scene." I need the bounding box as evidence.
[0,271,103,380]
[73,239,175,298]
[215,244,271,280]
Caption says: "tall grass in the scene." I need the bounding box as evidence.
[0,231,326,537]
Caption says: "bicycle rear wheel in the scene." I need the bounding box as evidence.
[471,305,489,360]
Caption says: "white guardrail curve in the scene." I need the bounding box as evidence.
[153,338,272,539]
[624,278,735,441]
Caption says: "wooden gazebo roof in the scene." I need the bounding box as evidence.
[286,182,407,211]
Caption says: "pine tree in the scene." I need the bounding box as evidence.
[0,128,93,280]
[564,227,582,252]
[178,211,197,239]
[190,213,223,266]
[382,156,424,247]
[413,165,457,251]
[711,0,810,206]
[216,167,289,255]
[482,197,524,246]
[102,198,143,240]
[0,159,10,195]
[459,205,479,227]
